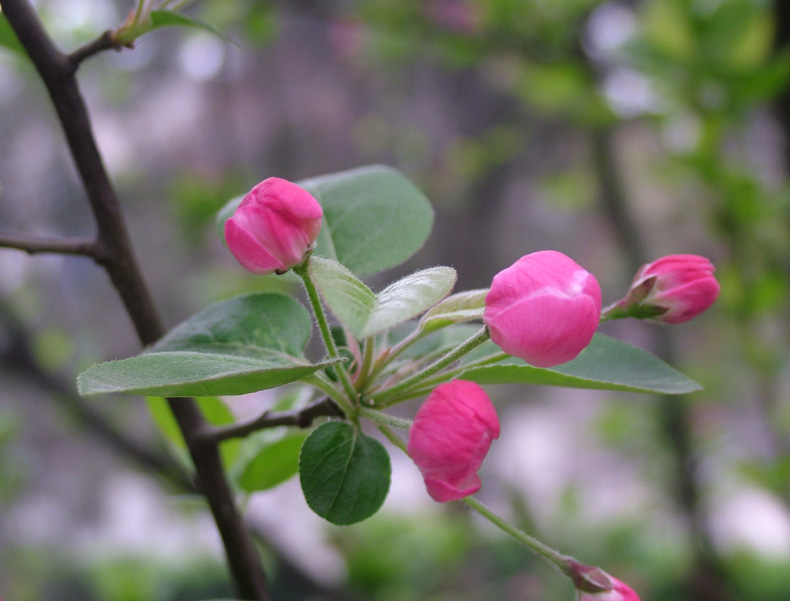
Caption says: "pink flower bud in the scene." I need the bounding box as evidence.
[566,562,641,601]
[483,251,602,368]
[576,575,641,601]
[608,254,720,324]
[225,177,323,275]
[407,380,500,502]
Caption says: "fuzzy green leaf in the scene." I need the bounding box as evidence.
[419,288,487,333]
[310,259,456,339]
[309,257,377,338]
[363,266,457,337]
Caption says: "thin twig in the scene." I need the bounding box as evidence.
[69,30,129,65]
[0,232,98,256]
[203,398,343,444]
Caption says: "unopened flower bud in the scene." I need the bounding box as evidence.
[566,561,641,601]
[408,380,500,502]
[225,177,323,275]
[483,251,602,367]
[604,254,719,324]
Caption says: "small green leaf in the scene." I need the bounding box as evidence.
[309,257,377,338]
[419,288,487,333]
[217,166,435,276]
[149,10,232,44]
[300,422,391,525]
[459,334,702,395]
[311,258,456,339]
[237,430,308,492]
[0,13,25,56]
[78,351,340,397]
[363,267,456,338]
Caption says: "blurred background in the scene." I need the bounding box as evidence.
[1,0,790,599]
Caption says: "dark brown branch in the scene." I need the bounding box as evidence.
[204,398,343,444]
[69,30,128,65]
[0,232,98,256]
[0,1,270,598]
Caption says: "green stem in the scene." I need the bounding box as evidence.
[462,497,572,571]
[368,327,428,382]
[354,338,376,392]
[295,262,358,409]
[359,407,412,430]
[413,351,509,394]
[371,327,491,406]
[377,423,409,454]
[300,372,354,416]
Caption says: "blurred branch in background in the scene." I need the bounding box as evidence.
[0,299,191,490]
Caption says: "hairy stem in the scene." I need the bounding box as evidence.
[371,327,490,406]
[295,263,358,410]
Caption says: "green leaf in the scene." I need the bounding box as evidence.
[459,334,702,395]
[310,258,456,339]
[309,257,377,338]
[305,165,435,275]
[419,288,487,333]
[0,13,25,56]
[237,430,308,492]
[152,293,312,358]
[217,165,435,276]
[149,10,233,44]
[300,421,391,525]
[77,292,333,397]
[78,350,340,397]
[364,266,456,338]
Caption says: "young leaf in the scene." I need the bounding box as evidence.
[309,257,377,338]
[78,351,341,397]
[363,266,457,338]
[311,259,456,339]
[217,165,435,276]
[458,333,702,395]
[237,430,309,492]
[300,421,391,525]
[149,10,233,44]
[419,288,488,333]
